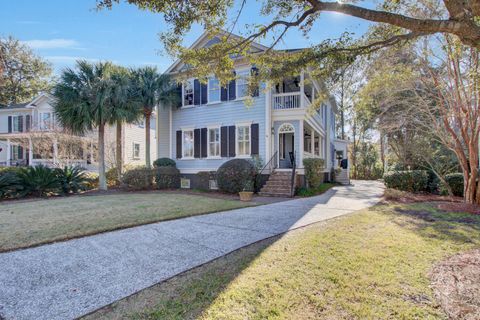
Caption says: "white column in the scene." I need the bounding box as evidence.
[6,139,10,167]
[265,82,272,162]
[311,129,315,157]
[299,121,304,168]
[28,137,33,166]
[53,139,58,164]
[300,71,305,109]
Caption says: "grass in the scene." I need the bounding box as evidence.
[296,182,336,197]
[0,193,252,252]
[84,201,480,320]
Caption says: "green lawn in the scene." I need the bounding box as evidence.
[85,202,480,320]
[0,193,252,252]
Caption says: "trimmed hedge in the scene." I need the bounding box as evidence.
[441,173,464,197]
[217,159,255,194]
[303,158,325,188]
[153,158,176,168]
[383,170,429,192]
[155,166,180,189]
[121,166,154,190]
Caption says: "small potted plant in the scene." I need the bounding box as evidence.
[239,180,254,202]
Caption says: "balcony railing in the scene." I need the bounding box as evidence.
[272,92,311,110]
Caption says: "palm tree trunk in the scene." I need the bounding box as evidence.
[98,123,107,191]
[116,121,122,181]
[145,110,151,168]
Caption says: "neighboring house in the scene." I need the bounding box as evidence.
[0,93,156,170]
[157,31,350,195]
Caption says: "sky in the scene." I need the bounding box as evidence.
[0,0,374,74]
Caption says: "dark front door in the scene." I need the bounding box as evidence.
[279,133,294,168]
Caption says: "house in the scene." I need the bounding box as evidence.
[156,31,350,195]
[0,93,156,170]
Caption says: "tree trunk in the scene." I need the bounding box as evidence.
[144,110,152,168]
[98,123,107,191]
[116,121,122,181]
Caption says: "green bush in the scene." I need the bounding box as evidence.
[155,166,180,189]
[303,158,325,188]
[153,158,176,168]
[55,166,89,194]
[0,171,23,199]
[217,159,255,194]
[383,170,429,192]
[196,171,215,190]
[122,166,154,190]
[106,167,121,187]
[84,172,99,190]
[441,173,464,197]
[17,165,61,197]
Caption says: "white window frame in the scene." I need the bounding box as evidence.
[207,126,221,158]
[12,115,21,133]
[182,79,195,108]
[182,129,194,159]
[236,68,250,100]
[39,112,52,130]
[236,124,251,157]
[208,77,221,104]
[133,142,140,159]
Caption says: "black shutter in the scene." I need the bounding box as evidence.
[201,82,208,105]
[26,115,31,132]
[194,128,201,158]
[8,116,12,133]
[228,71,236,101]
[18,116,23,132]
[251,67,259,97]
[193,79,200,105]
[18,146,23,160]
[176,130,182,158]
[251,123,259,155]
[228,125,236,157]
[176,83,183,108]
[221,86,228,101]
[201,128,207,158]
[221,126,228,157]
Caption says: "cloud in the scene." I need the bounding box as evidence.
[22,39,82,50]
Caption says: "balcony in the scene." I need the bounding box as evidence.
[272,92,311,110]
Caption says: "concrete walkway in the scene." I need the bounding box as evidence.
[0,180,384,320]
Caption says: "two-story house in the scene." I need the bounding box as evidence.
[0,93,156,170]
[156,31,350,195]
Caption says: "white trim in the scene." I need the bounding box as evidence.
[235,124,251,157]
[235,68,250,100]
[207,77,221,104]
[179,168,219,174]
[182,129,194,158]
[207,126,221,158]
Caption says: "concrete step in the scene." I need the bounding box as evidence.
[264,181,291,187]
[261,188,291,194]
[258,191,292,197]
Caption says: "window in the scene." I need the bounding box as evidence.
[208,78,220,103]
[181,178,191,188]
[183,130,194,158]
[208,127,220,157]
[314,136,320,156]
[40,112,52,130]
[183,79,194,107]
[12,116,20,132]
[11,145,23,160]
[237,125,250,156]
[236,70,250,98]
[133,143,140,159]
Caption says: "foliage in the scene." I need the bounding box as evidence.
[17,165,60,197]
[153,157,176,168]
[383,188,410,201]
[55,166,89,194]
[216,159,255,194]
[296,183,335,197]
[0,171,23,199]
[383,170,429,193]
[303,158,325,188]
[0,36,52,105]
[196,171,215,191]
[84,172,99,190]
[441,173,464,197]
[155,166,180,189]
[121,166,154,190]
[106,167,121,187]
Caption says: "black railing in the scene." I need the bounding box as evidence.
[255,151,278,192]
[289,151,297,197]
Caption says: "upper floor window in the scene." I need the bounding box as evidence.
[237,125,250,156]
[236,70,250,99]
[208,78,220,103]
[40,112,52,130]
[208,127,220,157]
[183,79,194,107]
[12,116,21,132]
[183,130,194,158]
[133,143,140,159]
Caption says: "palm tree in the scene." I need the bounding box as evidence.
[131,67,176,168]
[54,60,115,190]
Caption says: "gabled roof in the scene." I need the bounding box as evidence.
[0,93,54,111]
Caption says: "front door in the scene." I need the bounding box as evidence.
[279,133,294,168]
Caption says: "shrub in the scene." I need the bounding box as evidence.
[303,158,325,188]
[84,172,99,190]
[153,158,176,168]
[0,171,23,199]
[383,170,429,192]
[441,173,464,197]
[155,166,180,189]
[17,165,61,197]
[55,166,89,194]
[216,159,255,194]
[196,171,215,190]
[384,188,409,201]
[106,167,121,187]
[122,166,154,190]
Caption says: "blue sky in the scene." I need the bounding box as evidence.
[0,0,373,74]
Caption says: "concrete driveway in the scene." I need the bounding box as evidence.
[0,180,384,320]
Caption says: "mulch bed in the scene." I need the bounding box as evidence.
[430,249,480,320]
[437,202,480,215]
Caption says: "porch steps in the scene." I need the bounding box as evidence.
[258,171,294,197]
[335,168,350,185]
